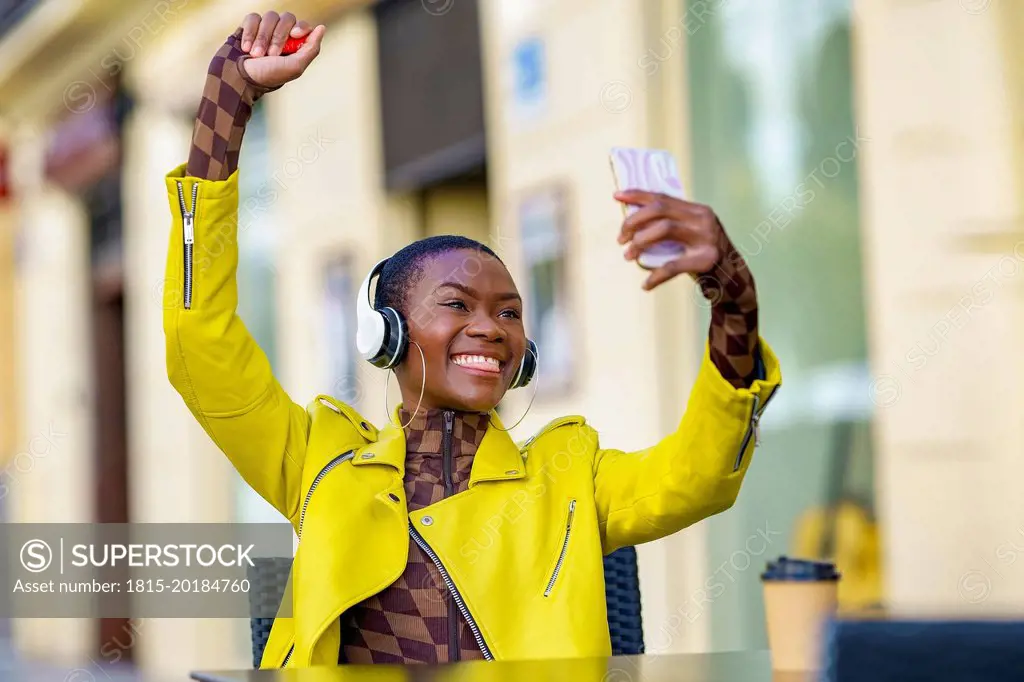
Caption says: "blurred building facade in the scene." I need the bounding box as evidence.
[1,0,1023,679]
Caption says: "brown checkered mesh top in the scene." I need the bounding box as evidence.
[186,30,279,181]
[338,409,489,664]
[698,230,761,388]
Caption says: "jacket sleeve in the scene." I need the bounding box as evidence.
[162,30,306,523]
[163,164,309,524]
[587,339,782,555]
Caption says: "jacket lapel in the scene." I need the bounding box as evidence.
[470,411,527,486]
[350,421,406,476]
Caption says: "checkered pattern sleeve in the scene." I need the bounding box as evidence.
[697,229,761,389]
[186,29,280,181]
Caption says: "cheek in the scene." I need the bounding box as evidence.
[409,319,456,370]
[509,330,529,364]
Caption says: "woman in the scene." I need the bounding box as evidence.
[162,12,781,668]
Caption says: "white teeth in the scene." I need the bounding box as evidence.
[453,355,501,368]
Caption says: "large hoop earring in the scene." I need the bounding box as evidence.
[489,346,540,432]
[385,340,427,429]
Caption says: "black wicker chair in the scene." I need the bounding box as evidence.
[247,546,644,667]
[602,546,645,656]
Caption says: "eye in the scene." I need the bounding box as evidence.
[441,299,468,311]
[499,308,521,320]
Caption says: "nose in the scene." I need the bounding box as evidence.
[466,310,505,343]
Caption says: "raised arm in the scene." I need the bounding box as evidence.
[592,194,781,553]
[163,13,325,523]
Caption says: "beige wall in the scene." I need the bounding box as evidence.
[8,125,96,663]
[854,0,1024,613]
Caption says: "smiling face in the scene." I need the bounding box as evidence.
[394,248,527,413]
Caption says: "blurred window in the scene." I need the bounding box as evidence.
[236,101,278,373]
[322,256,360,407]
[686,0,875,649]
[519,186,573,395]
[374,0,486,190]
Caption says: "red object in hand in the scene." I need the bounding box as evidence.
[282,36,308,55]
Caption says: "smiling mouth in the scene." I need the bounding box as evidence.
[451,354,504,375]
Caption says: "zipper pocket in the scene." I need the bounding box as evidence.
[732,395,759,472]
[281,644,294,668]
[175,181,198,310]
[298,450,355,537]
[544,499,576,597]
[732,386,779,472]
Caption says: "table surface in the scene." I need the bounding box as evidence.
[190,651,816,682]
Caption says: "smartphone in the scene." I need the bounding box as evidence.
[609,147,687,270]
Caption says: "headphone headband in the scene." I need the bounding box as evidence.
[360,258,388,310]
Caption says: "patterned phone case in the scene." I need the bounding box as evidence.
[609,147,687,269]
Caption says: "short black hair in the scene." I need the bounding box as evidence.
[374,235,503,314]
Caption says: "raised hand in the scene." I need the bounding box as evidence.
[615,190,726,291]
[236,11,325,89]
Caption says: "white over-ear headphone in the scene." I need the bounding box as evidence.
[356,259,408,369]
[355,257,538,388]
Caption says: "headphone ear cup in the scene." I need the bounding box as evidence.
[356,258,391,366]
[510,339,538,390]
[373,307,408,369]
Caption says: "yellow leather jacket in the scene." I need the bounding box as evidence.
[162,165,782,667]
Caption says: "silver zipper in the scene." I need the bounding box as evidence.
[298,450,355,537]
[544,499,576,597]
[442,410,455,497]
[280,451,356,667]
[280,451,354,667]
[733,386,778,471]
[440,410,460,661]
[176,181,198,310]
[409,522,493,660]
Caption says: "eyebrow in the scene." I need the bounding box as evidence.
[436,281,522,302]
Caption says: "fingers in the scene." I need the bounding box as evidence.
[615,189,704,211]
[291,19,312,38]
[267,12,297,56]
[240,13,261,52]
[641,245,720,291]
[290,24,325,68]
[618,204,664,244]
[251,11,280,57]
[614,189,665,207]
[616,192,707,244]
[624,220,701,261]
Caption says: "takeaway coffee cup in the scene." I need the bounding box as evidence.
[761,556,840,671]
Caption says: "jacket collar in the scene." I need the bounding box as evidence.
[352,405,526,487]
[470,411,527,486]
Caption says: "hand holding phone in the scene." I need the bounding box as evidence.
[610,147,724,291]
[609,147,687,270]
